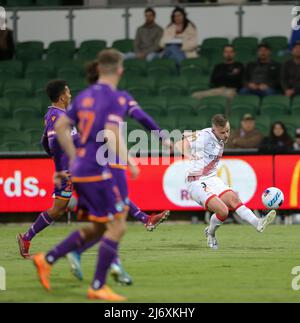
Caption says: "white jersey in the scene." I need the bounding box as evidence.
[186,128,224,180]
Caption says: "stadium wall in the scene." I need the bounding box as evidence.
[0,154,299,213]
[4,4,295,46]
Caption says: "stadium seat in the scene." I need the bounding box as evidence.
[147,59,177,77]
[260,95,290,116]
[157,77,188,96]
[78,40,107,61]
[167,96,198,116]
[124,59,147,77]
[0,142,29,152]
[3,132,32,145]
[139,96,168,116]
[201,37,229,58]
[112,39,134,53]
[0,60,23,78]
[279,116,299,138]
[16,41,44,63]
[230,106,258,120]
[68,78,87,97]
[0,119,21,133]
[12,98,43,117]
[25,69,49,83]
[255,115,271,136]
[155,116,177,132]
[36,0,63,5]
[232,37,258,54]
[6,0,34,6]
[21,119,44,132]
[177,115,207,132]
[0,99,11,118]
[47,40,76,60]
[231,95,261,114]
[52,60,85,77]
[26,60,55,78]
[57,65,82,80]
[3,79,33,100]
[181,58,210,75]
[235,50,255,64]
[197,96,227,113]
[261,36,288,54]
[126,77,156,97]
[187,75,210,94]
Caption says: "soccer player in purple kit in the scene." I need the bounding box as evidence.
[16,80,78,259]
[32,49,139,301]
[65,61,172,282]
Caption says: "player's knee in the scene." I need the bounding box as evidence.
[218,207,229,220]
[47,207,65,219]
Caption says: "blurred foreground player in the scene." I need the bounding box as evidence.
[32,49,139,301]
[17,80,77,259]
[175,114,276,250]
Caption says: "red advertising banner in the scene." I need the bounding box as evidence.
[0,155,298,213]
[275,155,300,210]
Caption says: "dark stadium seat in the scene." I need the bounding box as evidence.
[231,95,261,114]
[16,41,44,63]
[112,39,134,53]
[177,115,207,132]
[187,75,210,94]
[196,105,226,122]
[181,58,210,75]
[57,65,82,80]
[255,115,271,136]
[230,106,258,120]
[12,98,43,117]
[26,60,56,78]
[155,116,177,132]
[0,60,23,78]
[3,132,32,146]
[279,115,299,138]
[21,119,44,132]
[126,76,156,96]
[139,96,168,116]
[157,77,188,96]
[201,37,229,58]
[235,50,255,64]
[78,40,107,61]
[0,99,11,118]
[260,95,290,116]
[167,96,198,116]
[47,40,76,60]
[0,119,21,133]
[232,37,258,53]
[261,36,288,54]
[3,79,33,100]
[147,59,177,77]
[124,59,147,77]
[198,96,227,112]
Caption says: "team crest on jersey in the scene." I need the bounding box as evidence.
[51,116,56,122]
[118,96,127,106]
[82,97,94,108]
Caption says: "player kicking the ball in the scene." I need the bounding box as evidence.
[175,114,276,250]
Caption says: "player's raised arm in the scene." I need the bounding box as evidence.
[54,114,76,164]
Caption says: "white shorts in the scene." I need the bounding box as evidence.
[187,176,233,209]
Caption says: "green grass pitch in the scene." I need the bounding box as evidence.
[0,222,300,303]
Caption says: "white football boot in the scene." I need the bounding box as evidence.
[204,227,219,250]
[257,210,277,233]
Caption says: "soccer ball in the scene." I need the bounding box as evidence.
[262,187,284,209]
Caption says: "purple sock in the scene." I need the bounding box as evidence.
[92,237,119,290]
[77,238,100,255]
[23,212,54,241]
[46,231,85,265]
[129,201,149,224]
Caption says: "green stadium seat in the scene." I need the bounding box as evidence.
[279,116,299,138]
[3,79,33,100]
[155,116,177,132]
[47,41,76,60]
[147,59,177,77]
[181,66,203,79]
[25,69,48,83]
[0,142,29,152]
[13,107,40,120]
[167,96,198,116]
[230,106,257,120]
[139,96,167,116]
[78,40,107,62]
[124,59,147,77]
[36,0,63,5]
[6,0,34,6]
[229,114,242,130]
[188,75,210,94]
[0,119,21,133]
[198,96,227,112]
[3,132,31,145]
[26,60,55,78]
[0,99,11,118]
[231,95,260,114]
[235,50,255,64]
[177,115,207,132]
[232,37,258,54]
[0,60,23,78]
[57,65,82,80]
[112,39,134,53]
[21,119,44,132]
[126,77,156,97]
[255,115,271,136]
[68,78,86,97]
[16,41,44,63]
[260,95,290,115]
[201,37,229,58]
[157,77,188,96]
[12,98,43,117]
[261,36,288,54]
[181,58,210,75]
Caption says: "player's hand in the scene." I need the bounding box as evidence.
[54,171,69,189]
[129,164,140,180]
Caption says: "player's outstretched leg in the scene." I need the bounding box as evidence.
[17,199,69,259]
[129,201,170,231]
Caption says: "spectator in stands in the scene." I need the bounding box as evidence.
[226,113,263,149]
[259,121,293,154]
[160,7,198,67]
[192,45,244,102]
[293,128,300,151]
[126,8,163,62]
[240,44,281,97]
[0,23,15,61]
[281,42,300,98]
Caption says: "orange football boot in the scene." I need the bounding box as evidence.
[33,253,52,291]
[87,285,127,302]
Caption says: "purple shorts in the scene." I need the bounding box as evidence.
[53,177,73,201]
[73,178,125,223]
[110,167,129,207]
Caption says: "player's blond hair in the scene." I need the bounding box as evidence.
[212,114,229,128]
[97,49,123,75]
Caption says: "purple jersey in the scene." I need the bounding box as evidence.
[43,106,79,172]
[67,83,124,180]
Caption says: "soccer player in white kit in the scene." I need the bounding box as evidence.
[175,114,276,249]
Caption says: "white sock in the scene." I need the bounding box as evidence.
[209,214,223,236]
[235,205,259,229]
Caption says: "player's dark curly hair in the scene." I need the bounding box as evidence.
[46,79,68,103]
[85,60,99,85]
